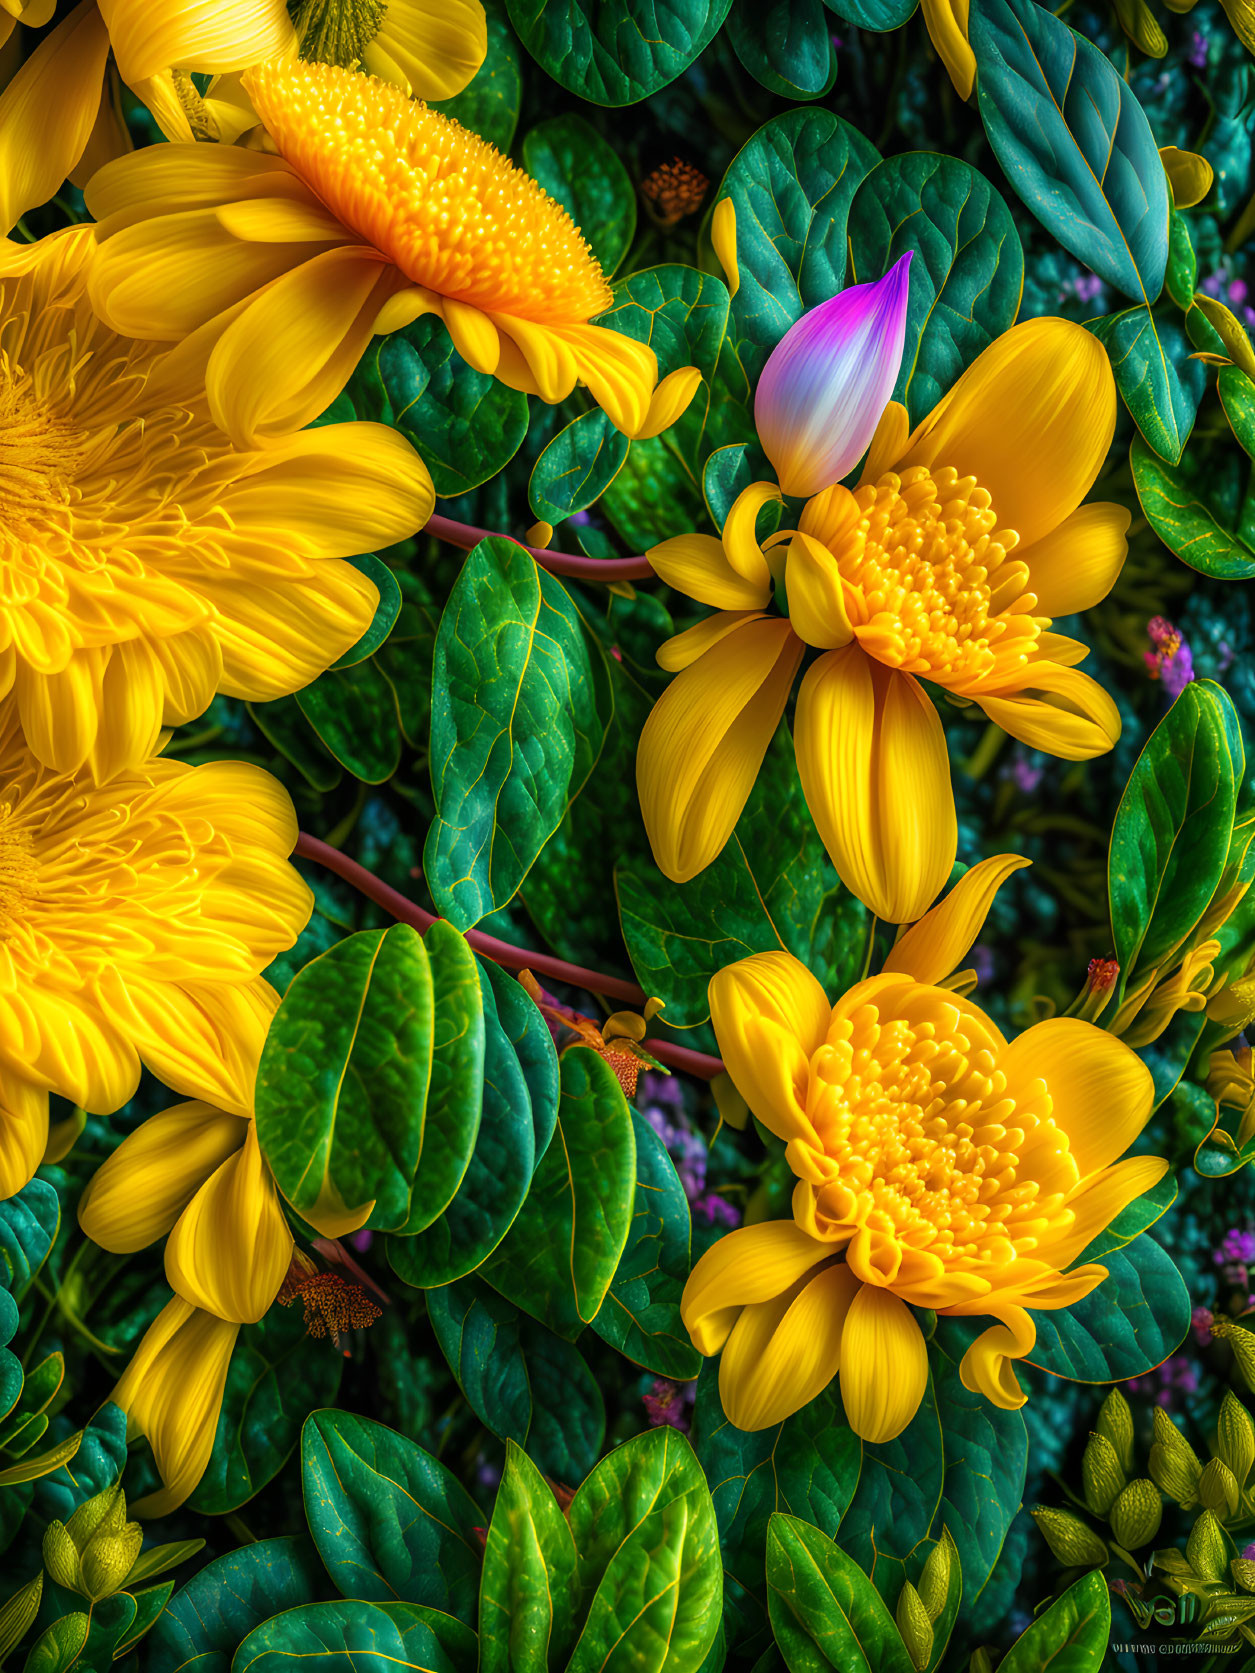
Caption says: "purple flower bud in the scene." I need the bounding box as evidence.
[754,253,912,498]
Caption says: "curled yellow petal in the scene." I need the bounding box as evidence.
[711,197,739,297]
[361,0,487,100]
[920,0,975,98]
[1022,503,1130,618]
[721,482,781,591]
[709,951,832,1139]
[783,531,855,649]
[1160,145,1214,209]
[648,534,771,611]
[883,854,1030,984]
[681,1219,831,1356]
[977,662,1121,760]
[719,1262,860,1431]
[657,611,767,674]
[79,1101,247,1254]
[958,1305,1035,1409]
[838,1283,929,1443]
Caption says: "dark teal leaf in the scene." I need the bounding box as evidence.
[1091,308,1207,464]
[0,1181,58,1297]
[430,1,522,151]
[330,556,402,671]
[1027,1234,1190,1380]
[529,410,630,525]
[147,1536,325,1673]
[1132,429,1255,579]
[522,114,636,274]
[822,0,917,27]
[480,959,560,1164]
[32,1404,127,1525]
[249,695,342,793]
[998,1571,1110,1670]
[232,1599,476,1672]
[296,657,402,784]
[765,1514,913,1673]
[837,1378,944,1599]
[506,0,734,105]
[727,0,837,100]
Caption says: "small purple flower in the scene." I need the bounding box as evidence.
[1201,272,1226,298]
[1219,1229,1255,1265]
[644,1378,696,1432]
[1243,1544,1255,1562]
[1144,616,1194,699]
[1073,273,1104,304]
[969,946,995,986]
[1231,279,1249,307]
[350,1229,374,1253]
[1193,1304,1216,1345]
[1188,29,1208,66]
[755,254,912,498]
[693,1193,741,1228]
[1012,751,1044,793]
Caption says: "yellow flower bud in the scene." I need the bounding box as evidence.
[917,1532,954,1621]
[1109,1479,1163,1550]
[969,1651,994,1673]
[64,1485,125,1553]
[1187,1510,1230,1584]
[79,1522,143,1603]
[896,1582,933,1672]
[1200,1457,1241,1519]
[1233,1557,1255,1593]
[1031,1507,1109,1568]
[1214,1318,1255,1392]
[1096,1388,1136,1475]
[1150,1408,1203,1506]
[0,1572,43,1662]
[1082,1432,1127,1515]
[41,1522,82,1593]
[1218,1392,1255,1489]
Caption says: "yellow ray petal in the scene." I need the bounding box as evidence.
[838,1282,929,1443]
[1022,503,1131,618]
[957,1305,1034,1409]
[794,644,956,923]
[657,612,768,674]
[100,0,294,82]
[709,951,832,1140]
[0,1077,49,1200]
[977,662,1120,760]
[647,533,772,611]
[1045,1154,1170,1271]
[859,399,911,484]
[363,0,487,99]
[784,531,855,649]
[0,0,110,233]
[719,1262,860,1431]
[86,143,298,223]
[681,1220,831,1355]
[883,854,1030,984]
[920,0,975,97]
[79,1101,246,1253]
[637,617,803,883]
[165,1125,293,1324]
[899,317,1116,549]
[995,1017,1154,1176]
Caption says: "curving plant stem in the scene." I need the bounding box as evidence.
[425,512,655,584]
[294,832,724,1080]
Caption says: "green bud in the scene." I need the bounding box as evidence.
[41,1521,81,1593]
[1200,1457,1241,1519]
[1082,1432,1127,1515]
[1187,1510,1230,1584]
[1218,1392,1255,1488]
[1149,1408,1203,1505]
[896,1581,933,1672]
[0,1572,43,1662]
[1214,1318,1255,1392]
[1233,1557,1255,1593]
[1097,1388,1136,1475]
[64,1485,125,1554]
[1030,1507,1108,1568]
[1109,1479,1163,1550]
[78,1522,143,1603]
[917,1532,954,1621]
[969,1652,994,1673]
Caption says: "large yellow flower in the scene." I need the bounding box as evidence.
[637,314,1125,923]
[681,857,1166,1441]
[86,61,697,448]
[0,227,430,778]
[0,702,311,1196]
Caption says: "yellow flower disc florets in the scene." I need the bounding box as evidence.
[242,60,614,324]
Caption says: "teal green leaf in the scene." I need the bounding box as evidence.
[1091,307,1206,464]
[296,657,402,784]
[147,1536,325,1671]
[821,0,917,27]
[567,1427,722,1673]
[765,1514,913,1673]
[702,442,773,531]
[599,268,730,387]
[301,1410,483,1619]
[1221,364,1255,457]
[970,0,1168,303]
[505,0,733,105]
[1132,429,1255,579]
[430,1,522,151]
[480,1440,581,1673]
[232,1600,476,1673]
[522,114,635,274]
[1027,1234,1190,1380]
[837,1379,944,1598]
[848,152,1023,426]
[1074,1170,1178,1262]
[1108,679,1242,985]
[24,1611,89,1673]
[427,1277,605,1481]
[249,694,342,793]
[0,1180,57,1296]
[529,410,630,525]
[727,0,837,100]
[426,537,610,929]
[589,1107,701,1379]
[480,959,559,1163]
[479,1047,636,1337]
[330,556,402,671]
[115,1582,176,1658]
[998,1571,1110,1670]
[74,1590,138,1672]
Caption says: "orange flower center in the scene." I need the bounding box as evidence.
[242,61,614,325]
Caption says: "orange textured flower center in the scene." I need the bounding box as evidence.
[242,61,614,325]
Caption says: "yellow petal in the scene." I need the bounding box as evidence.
[93,640,166,782]
[711,197,739,298]
[363,0,487,99]
[719,1262,860,1431]
[794,646,956,923]
[165,1125,293,1324]
[957,1305,1034,1409]
[722,482,780,590]
[1160,145,1214,209]
[0,1077,49,1200]
[996,1017,1154,1176]
[783,532,855,650]
[647,533,771,611]
[1046,1154,1170,1270]
[86,142,298,223]
[709,951,832,1139]
[883,854,1030,984]
[637,617,803,883]
[657,611,767,674]
[1022,503,1130,618]
[68,63,131,187]
[681,1219,831,1355]
[899,317,1116,549]
[79,1101,247,1253]
[547,321,659,438]
[838,1283,929,1443]
[977,662,1120,760]
[859,398,911,484]
[920,0,975,98]
[0,0,110,234]
[635,366,703,440]
[100,0,294,82]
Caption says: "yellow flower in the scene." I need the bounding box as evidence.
[681,857,1165,1440]
[638,316,1124,922]
[0,227,432,779]
[289,0,487,98]
[0,702,311,1196]
[87,61,697,448]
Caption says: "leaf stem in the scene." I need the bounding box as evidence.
[425,513,654,583]
[294,833,724,1080]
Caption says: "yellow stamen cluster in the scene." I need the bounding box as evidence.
[827,465,1041,687]
[800,990,1075,1275]
[243,61,614,324]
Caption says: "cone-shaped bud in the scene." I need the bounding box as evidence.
[42,1521,81,1592]
[970,1652,994,1673]
[896,1581,933,1671]
[1082,1432,1127,1515]
[64,1485,125,1553]
[1214,1317,1255,1390]
[917,1532,954,1621]
[1109,1479,1163,1550]
[1218,1392,1255,1489]
[1150,1407,1203,1505]
[1096,1388,1136,1475]
[79,1521,143,1603]
[754,254,912,498]
[1200,1457,1241,1519]
[1030,1507,1108,1568]
[1187,1509,1230,1584]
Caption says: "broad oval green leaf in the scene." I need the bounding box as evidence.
[479,1439,581,1673]
[506,0,734,105]
[1027,1234,1190,1380]
[765,1513,913,1673]
[296,658,402,785]
[522,114,636,274]
[146,1536,324,1672]
[1091,307,1207,465]
[970,0,1168,304]
[727,0,837,99]
[233,1599,476,1673]
[529,410,630,525]
[822,0,917,27]
[998,1571,1110,1671]
[1132,430,1255,579]
[836,1380,944,1603]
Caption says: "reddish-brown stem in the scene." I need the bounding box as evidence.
[294,832,725,1081]
[425,512,655,583]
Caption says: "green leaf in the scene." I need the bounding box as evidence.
[998,1571,1110,1670]
[427,1278,605,1481]
[1074,1169,1178,1262]
[479,1440,581,1673]
[1108,680,1243,984]
[1221,364,1255,457]
[0,1181,58,1297]
[430,0,522,151]
[301,1410,483,1619]
[256,925,438,1233]
[1166,208,1197,309]
[1091,307,1207,464]
[693,1367,861,1598]
[847,152,1023,426]
[1132,428,1255,579]
[589,1108,701,1379]
[426,538,610,929]
[73,1591,138,1673]
[330,556,402,671]
[837,1380,944,1599]
[970,0,1168,304]
[529,410,630,525]
[115,1582,176,1658]
[232,1600,476,1672]
[480,1048,636,1337]
[296,657,402,784]
[567,1428,722,1673]
[480,959,560,1164]
[715,109,880,390]
[189,1311,341,1515]
[24,1611,89,1673]
[727,0,837,100]
[522,114,636,274]
[765,1514,913,1673]
[822,0,917,26]
[1027,1234,1190,1380]
[249,694,342,793]
[32,1404,127,1525]
[147,1535,325,1671]
[505,0,733,105]
[600,431,706,547]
